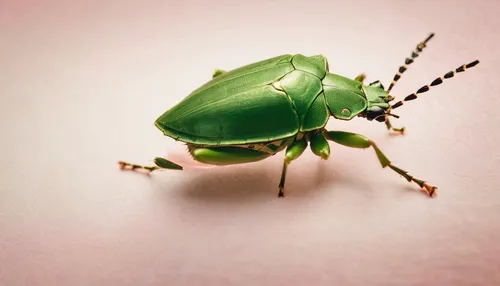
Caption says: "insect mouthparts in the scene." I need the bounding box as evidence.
[387,113,399,119]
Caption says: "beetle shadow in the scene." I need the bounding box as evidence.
[152,159,368,204]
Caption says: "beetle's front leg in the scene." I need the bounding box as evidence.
[385,118,405,134]
[118,157,183,174]
[325,130,437,197]
[279,137,308,197]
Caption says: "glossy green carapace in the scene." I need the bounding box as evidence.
[120,33,480,198]
[154,54,376,145]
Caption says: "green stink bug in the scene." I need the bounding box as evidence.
[119,33,479,197]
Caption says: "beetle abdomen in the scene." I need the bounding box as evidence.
[156,84,299,145]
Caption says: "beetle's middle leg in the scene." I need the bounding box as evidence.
[325,130,437,197]
[278,137,308,197]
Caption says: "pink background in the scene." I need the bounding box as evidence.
[1,0,499,285]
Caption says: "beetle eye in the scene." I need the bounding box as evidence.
[366,106,386,121]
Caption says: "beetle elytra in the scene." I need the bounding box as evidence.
[119,33,479,197]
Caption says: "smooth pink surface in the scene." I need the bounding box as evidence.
[1,0,499,285]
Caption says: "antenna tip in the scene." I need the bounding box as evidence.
[424,33,435,43]
[466,60,480,68]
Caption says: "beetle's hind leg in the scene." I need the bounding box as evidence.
[187,145,271,165]
[325,130,437,197]
[118,157,183,174]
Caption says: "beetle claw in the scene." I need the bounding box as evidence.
[278,188,285,197]
[118,161,127,169]
[423,182,437,197]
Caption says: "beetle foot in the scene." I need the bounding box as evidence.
[389,126,405,135]
[423,182,437,197]
[118,161,157,174]
[278,188,285,198]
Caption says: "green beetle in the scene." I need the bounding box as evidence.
[119,33,479,197]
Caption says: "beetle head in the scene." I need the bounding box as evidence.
[360,81,397,122]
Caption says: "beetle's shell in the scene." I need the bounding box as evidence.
[155,54,329,146]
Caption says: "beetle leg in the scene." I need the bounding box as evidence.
[385,118,405,134]
[354,73,366,83]
[118,157,183,174]
[325,130,437,197]
[278,137,308,197]
[309,132,330,160]
[188,146,271,165]
[212,69,226,78]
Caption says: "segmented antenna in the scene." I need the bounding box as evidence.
[387,33,435,93]
[391,60,480,109]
